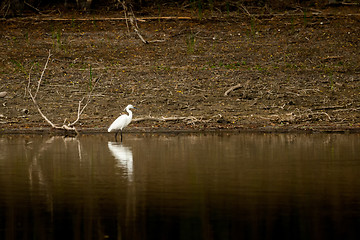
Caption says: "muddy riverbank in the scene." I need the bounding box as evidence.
[1,6,359,133]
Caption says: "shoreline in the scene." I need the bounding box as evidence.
[1,125,359,135]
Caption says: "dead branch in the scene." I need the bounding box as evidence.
[332,107,360,112]
[129,8,148,44]
[119,0,148,44]
[133,116,204,125]
[27,50,98,134]
[68,76,100,127]
[34,50,51,99]
[323,56,342,61]
[119,1,130,33]
[25,64,34,98]
[133,116,192,122]
[320,112,332,121]
[28,88,79,133]
[239,4,251,16]
[224,83,243,96]
[24,1,43,14]
[312,105,350,111]
[27,50,56,128]
[28,92,57,128]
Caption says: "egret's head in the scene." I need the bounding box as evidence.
[125,104,135,110]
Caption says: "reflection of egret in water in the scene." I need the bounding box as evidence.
[108,141,136,234]
[108,142,133,180]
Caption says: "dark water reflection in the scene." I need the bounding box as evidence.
[0,133,359,240]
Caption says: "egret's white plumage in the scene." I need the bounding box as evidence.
[108,104,135,142]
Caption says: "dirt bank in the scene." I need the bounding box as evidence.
[0,6,359,133]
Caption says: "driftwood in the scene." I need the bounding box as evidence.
[133,114,228,125]
[133,116,203,125]
[27,50,98,134]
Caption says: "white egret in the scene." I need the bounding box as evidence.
[108,104,136,142]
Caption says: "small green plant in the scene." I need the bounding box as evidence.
[89,65,93,91]
[92,17,97,29]
[197,0,203,19]
[303,10,308,26]
[291,16,295,32]
[226,2,230,16]
[30,61,40,71]
[208,0,214,12]
[186,32,196,53]
[190,0,204,19]
[157,3,162,23]
[8,36,17,44]
[154,65,170,71]
[56,29,61,46]
[329,77,334,91]
[207,61,245,70]
[224,62,242,69]
[250,17,256,36]
[71,18,76,28]
[253,64,266,72]
[24,31,29,42]
[51,28,63,50]
[10,60,26,74]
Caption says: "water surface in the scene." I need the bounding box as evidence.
[0,133,359,239]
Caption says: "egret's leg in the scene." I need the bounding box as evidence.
[120,130,123,142]
[115,132,118,142]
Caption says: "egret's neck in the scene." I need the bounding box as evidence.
[126,108,133,119]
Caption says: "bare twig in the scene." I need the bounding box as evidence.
[119,0,130,33]
[320,112,332,121]
[2,3,10,18]
[133,116,203,125]
[29,88,78,132]
[239,4,251,16]
[27,50,55,128]
[25,64,34,98]
[28,91,57,128]
[313,105,349,111]
[133,28,148,44]
[24,1,43,14]
[34,50,51,99]
[147,39,166,43]
[224,83,242,96]
[332,107,360,112]
[133,116,190,122]
[68,76,100,127]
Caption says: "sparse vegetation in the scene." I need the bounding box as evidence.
[0,3,359,132]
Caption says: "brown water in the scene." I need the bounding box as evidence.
[0,133,359,240]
